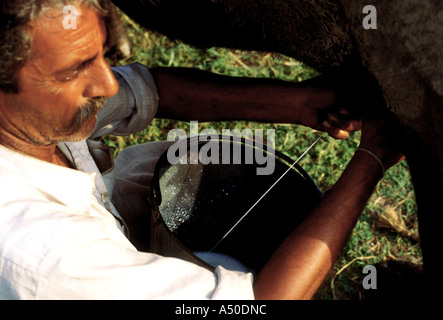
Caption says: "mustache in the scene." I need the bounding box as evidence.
[70,96,107,132]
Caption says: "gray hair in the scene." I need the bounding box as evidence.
[0,0,125,93]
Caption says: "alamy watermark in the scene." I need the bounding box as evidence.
[166,121,276,176]
[63,4,377,31]
[63,5,77,29]
[362,265,377,290]
[363,5,377,29]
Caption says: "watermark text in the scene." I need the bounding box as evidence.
[167,121,276,176]
[63,5,77,29]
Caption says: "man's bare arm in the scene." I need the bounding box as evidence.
[253,114,404,300]
[150,67,359,140]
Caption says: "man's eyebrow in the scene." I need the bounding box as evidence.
[53,54,98,75]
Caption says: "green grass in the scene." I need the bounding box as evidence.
[105,12,422,300]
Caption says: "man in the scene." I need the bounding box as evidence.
[0,0,402,299]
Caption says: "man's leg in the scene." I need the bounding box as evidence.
[111,141,173,250]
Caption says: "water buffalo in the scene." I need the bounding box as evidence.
[111,0,442,292]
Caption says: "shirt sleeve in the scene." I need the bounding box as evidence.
[90,62,159,139]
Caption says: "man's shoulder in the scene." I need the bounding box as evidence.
[0,156,39,204]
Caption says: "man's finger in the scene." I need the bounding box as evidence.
[322,120,350,140]
[327,113,361,132]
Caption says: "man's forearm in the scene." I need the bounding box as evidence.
[253,150,384,300]
[150,67,335,124]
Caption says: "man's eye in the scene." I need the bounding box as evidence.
[56,72,77,82]
[55,57,96,82]
[60,76,72,82]
[56,68,83,83]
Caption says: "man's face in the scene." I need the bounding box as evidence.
[0,5,119,145]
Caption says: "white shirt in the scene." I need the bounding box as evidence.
[0,143,254,299]
[0,63,255,299]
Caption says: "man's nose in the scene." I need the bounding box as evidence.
[83,56,119,98]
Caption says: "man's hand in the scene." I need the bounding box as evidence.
[282,76,362,140]
[300,99,362,140]
[358,109,405,170]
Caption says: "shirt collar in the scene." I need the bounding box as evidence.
[0,144,96,213]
